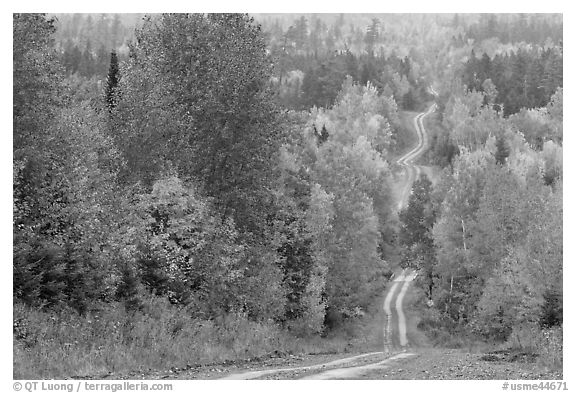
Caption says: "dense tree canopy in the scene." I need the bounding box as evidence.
[114,14,284,237]
[14,14,562,375]
[460,47,563,116]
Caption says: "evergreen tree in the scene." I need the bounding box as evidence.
[292,16,308,51]
[526,56,545,108]
[464,50,480,91]
[344,50,359,80]
[116,261,142,312]
[451,13,460,28]
[542,47,563,98]
[400,56,412,80]
[399,174,436,299]
[403,89,416,110]
[95,44,109,76]
[80,39,94,76]
[105,50,120,112]
[69,44,82,74]
[508,50,529,113]
[495,134,510,165]
[540,289,562,328]
[364,18,380,55]
[478,53,492,84]
[314,124,329,146]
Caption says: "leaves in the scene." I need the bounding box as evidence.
[116,14,283,237]
[399,174,437,297]
[308,79,395,316]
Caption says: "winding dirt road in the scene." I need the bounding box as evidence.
[220,102,436,380]
[381,101,436,353]
[396,102,436,210]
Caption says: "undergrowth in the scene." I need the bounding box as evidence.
[13,297,354,379]
[416,302,563,370]
[321,293,387,353]
[505,324,563,370]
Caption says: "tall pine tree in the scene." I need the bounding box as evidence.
[399,174,437,299]
[495,134,510,165]
[105,50,120,112]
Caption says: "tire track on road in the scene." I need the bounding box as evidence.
[300,353,416,380]
[395,271,417,347]
[220,352,384,380]
[396,104,435,210]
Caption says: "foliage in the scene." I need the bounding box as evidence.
[460,46,562,116]
[307,79,395,322]
[399,174,437,299]
[14,102,123,312]
[116,14,283,238]
[14,13,563,374]
[429,138,561,342]
[494,134,510,165]
[131,176,286,322]
[464,13,562,45]
[14,14,62,153]
[272,148,333,334]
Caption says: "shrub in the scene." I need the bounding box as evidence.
[506,324,562,369]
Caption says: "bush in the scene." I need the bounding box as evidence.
[506,324,562,369]
[540,289,562,328]
[537,327,563,369]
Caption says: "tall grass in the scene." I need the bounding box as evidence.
[13,297,350,379]
[506,325,563,370]
[416,301,563,371]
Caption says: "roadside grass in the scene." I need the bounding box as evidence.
[327,294,387,353]
[13,297,357,379]
[503,325,563,371]
[403,279,484,353]
[413,289,489,353]
[402,282,432,349]
[416,303,498,354]
[413,295,562,371]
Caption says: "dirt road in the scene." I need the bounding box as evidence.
[380,101,436,352]
[396,102,436,209]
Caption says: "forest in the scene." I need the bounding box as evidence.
[13,13,562,379]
